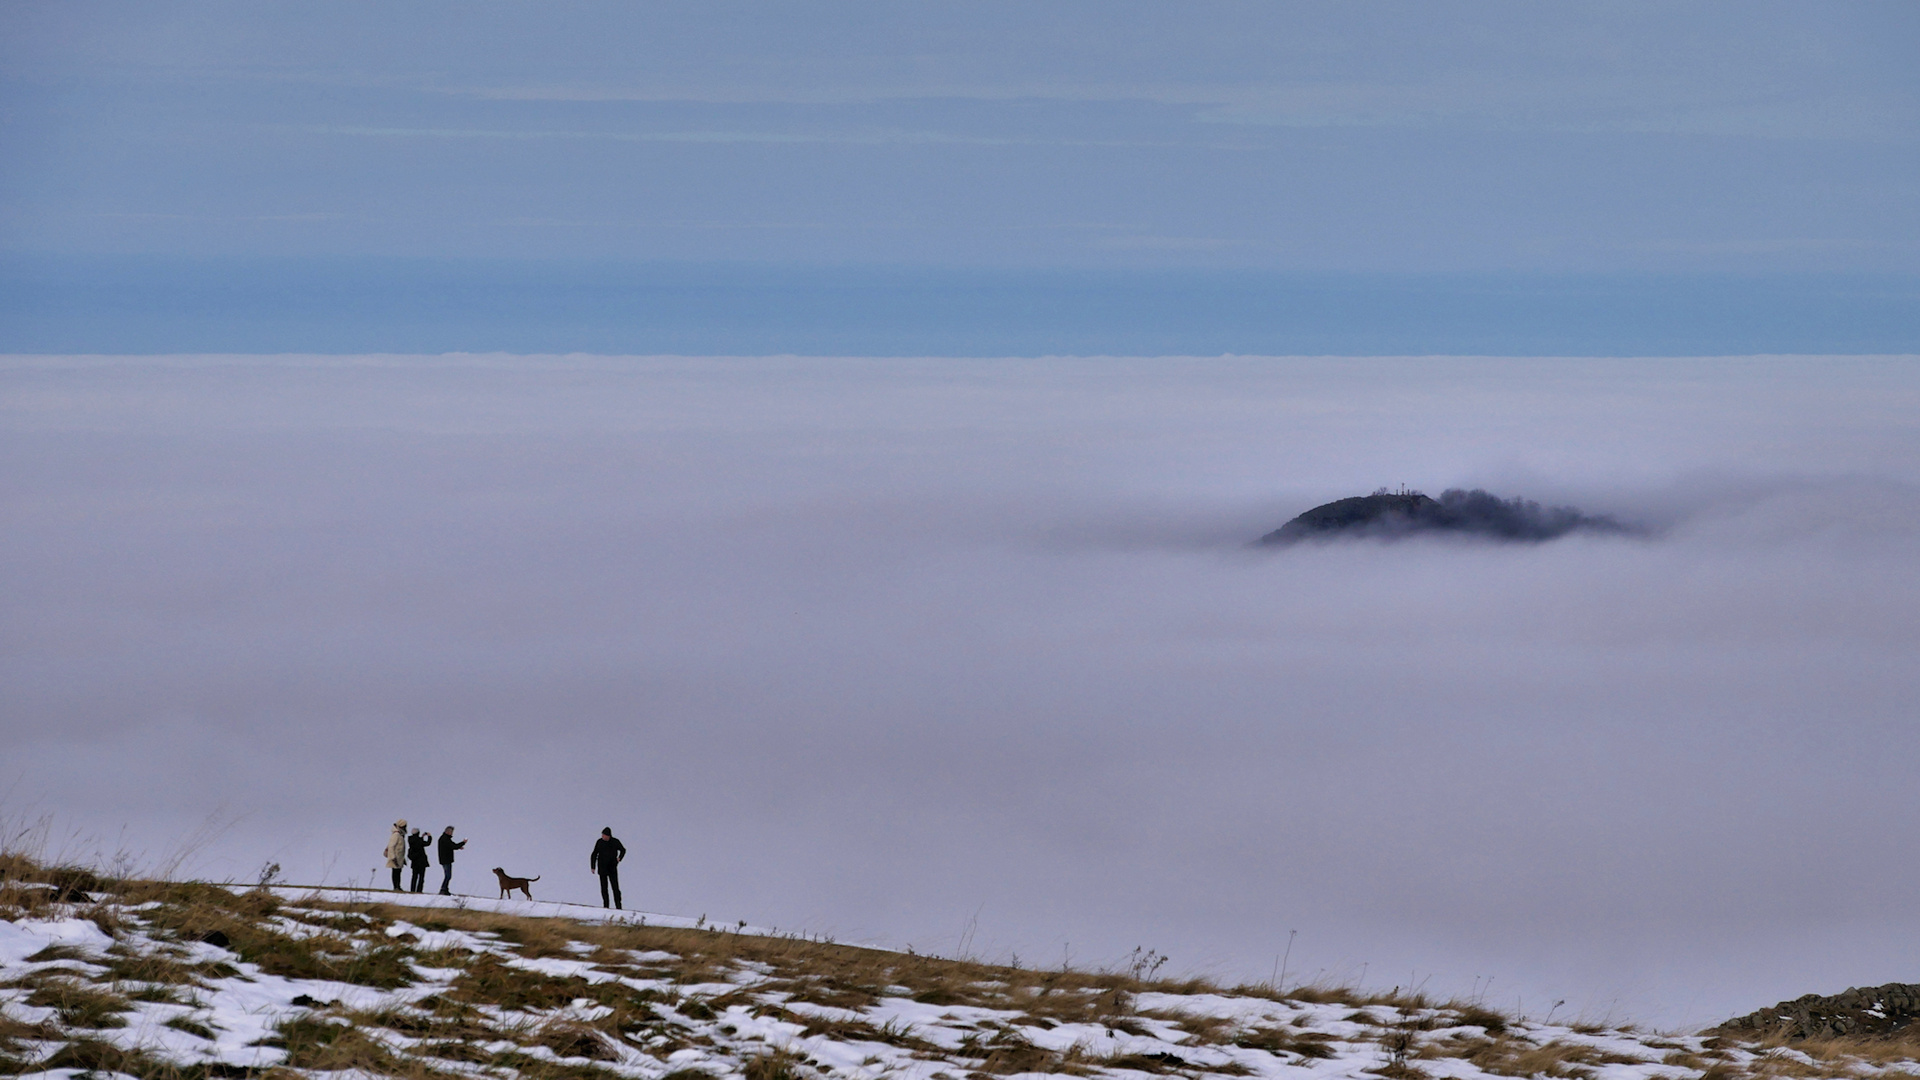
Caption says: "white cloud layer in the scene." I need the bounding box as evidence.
[3,354,1918,1028]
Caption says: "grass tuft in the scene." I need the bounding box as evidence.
[1232,1024,1337,1059]
[21,975,135,1028]
[163,1015,217,1039]
[744,1048,811,1080]
[534,1019,619,1061]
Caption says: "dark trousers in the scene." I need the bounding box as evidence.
[439,864,454,894]
[410,865,427,892]
[390,867,402,890]
[598,868,621,909]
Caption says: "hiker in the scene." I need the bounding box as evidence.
[590,827,627,909]
[437,825,466,895]
[407,828,431,893]
[384,820,408,891]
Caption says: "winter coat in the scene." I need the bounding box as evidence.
[591,836,627,873]
[384,822,409,869]
[407,833,431,868]
[437,832,466,865]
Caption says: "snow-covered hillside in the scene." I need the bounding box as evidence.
[0,866,1908,1079]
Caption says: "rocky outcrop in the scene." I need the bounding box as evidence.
[1259,488,1629,545]
[1718,983,1920,1040]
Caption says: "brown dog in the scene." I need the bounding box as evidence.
[491,867,540,900]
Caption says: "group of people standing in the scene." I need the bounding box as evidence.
[382,820,467,894]
[379,820,629,910]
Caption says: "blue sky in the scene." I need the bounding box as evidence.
[4,1,1917,271]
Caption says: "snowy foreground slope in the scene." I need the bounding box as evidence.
[1,871,1910,1080]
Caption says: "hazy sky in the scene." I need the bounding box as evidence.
[5,354,1918,1029]
[3,1,1917,269]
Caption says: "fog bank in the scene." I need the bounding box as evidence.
[3,354,1917,1028]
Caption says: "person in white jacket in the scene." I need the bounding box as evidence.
[383,819,408,890]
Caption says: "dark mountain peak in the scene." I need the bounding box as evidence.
[1260,487,1630,545]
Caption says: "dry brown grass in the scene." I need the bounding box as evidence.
[0,1006,60,1074]
[12,972,135,1029]
[297,896,1575,1080]
[1478,1038,1595,1077]
[0,857,108,901]
[3,855,1614,1080]
[743,1047,812,1080]
[1417,1034,1649,1079]
[1446,1002,1509,1034]
[34,1037,175,1078]
[448,952,596,1011]
[308,894,1553,1055]
[1748,1051,1839,1078]
[1229,1023,1338,1060]
[1569,1016,1644,1037]
[162,1014,217,1040]
[490,1047,639,1080]
[345,898,1250,1031]
[1279,981,1440,1011]
[1096,1049,1202,1074]
[968,1024,1096,1076]
[1740,1028,1920,1074]
[98,883,414,990]
[533,1018,621,1061]
[783,1006,948,1053]
[266,1012,460,1076]
[1134,1009,1227,1044]
[96,943,218,987]
[1660,1046,1748,1080]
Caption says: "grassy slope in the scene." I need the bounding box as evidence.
[2,858,1915,1080]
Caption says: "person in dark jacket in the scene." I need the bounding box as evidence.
[590,828,626,909]
[406,828,431,893]
[437,826,467,895]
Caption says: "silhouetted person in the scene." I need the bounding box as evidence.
[384,819,408,890]
[590,827,626,909]
[437,825,466,895]
[407,828,431,893]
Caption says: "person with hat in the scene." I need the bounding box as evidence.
[383,820,408,890]
[407,827,432,892]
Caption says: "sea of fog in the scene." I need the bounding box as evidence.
[3,353,1917,1028]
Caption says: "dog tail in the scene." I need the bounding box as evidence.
[529,875,541,881]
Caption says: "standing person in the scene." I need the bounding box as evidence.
[407,828,431,893]
[590,827,626,909]
[383,820,408,891]
[437,825,466,895]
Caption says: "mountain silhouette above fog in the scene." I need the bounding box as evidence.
[1260,488,1632,545]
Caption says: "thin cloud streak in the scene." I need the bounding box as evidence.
[301,124,1245,151]
[436,77,1919,143]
